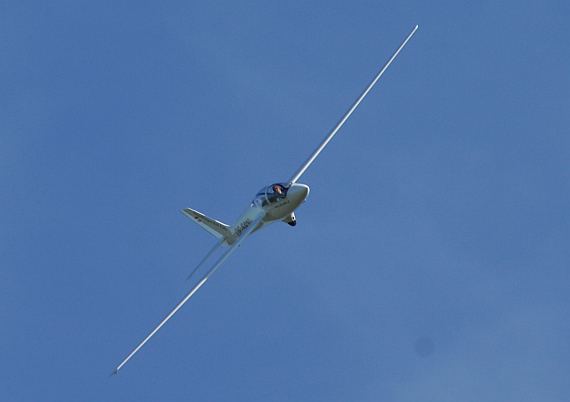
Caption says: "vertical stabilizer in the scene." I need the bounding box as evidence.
[181,208,231,239]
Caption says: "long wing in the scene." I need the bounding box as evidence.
[187,238,224,280]
[289,25,418,184]
[111,212,266,375]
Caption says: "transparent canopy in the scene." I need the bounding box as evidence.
[252,183,290,206]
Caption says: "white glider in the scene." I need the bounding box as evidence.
[112,25,417,375]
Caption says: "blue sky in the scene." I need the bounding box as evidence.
[2,1,569,400]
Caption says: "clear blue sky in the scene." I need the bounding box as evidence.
[2,1,569,400]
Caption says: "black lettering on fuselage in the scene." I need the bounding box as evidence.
[235,218,253,236]
[274,200,291,209]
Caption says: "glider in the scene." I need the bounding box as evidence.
[112,25,417,375]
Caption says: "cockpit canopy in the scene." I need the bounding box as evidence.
[253,183,290,207]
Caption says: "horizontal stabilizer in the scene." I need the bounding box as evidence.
[181,208,230,239]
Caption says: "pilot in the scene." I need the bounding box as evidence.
[269,185,284,202]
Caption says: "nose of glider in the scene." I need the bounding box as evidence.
[288,183,310,205]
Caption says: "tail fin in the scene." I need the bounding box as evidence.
[180,208,231,239]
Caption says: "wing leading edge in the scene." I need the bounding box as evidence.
[111,212,266,375]
[289,25,418,184]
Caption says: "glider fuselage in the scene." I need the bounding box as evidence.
[226,182,309,244]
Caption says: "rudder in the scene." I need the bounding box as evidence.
[181,208,231,239]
